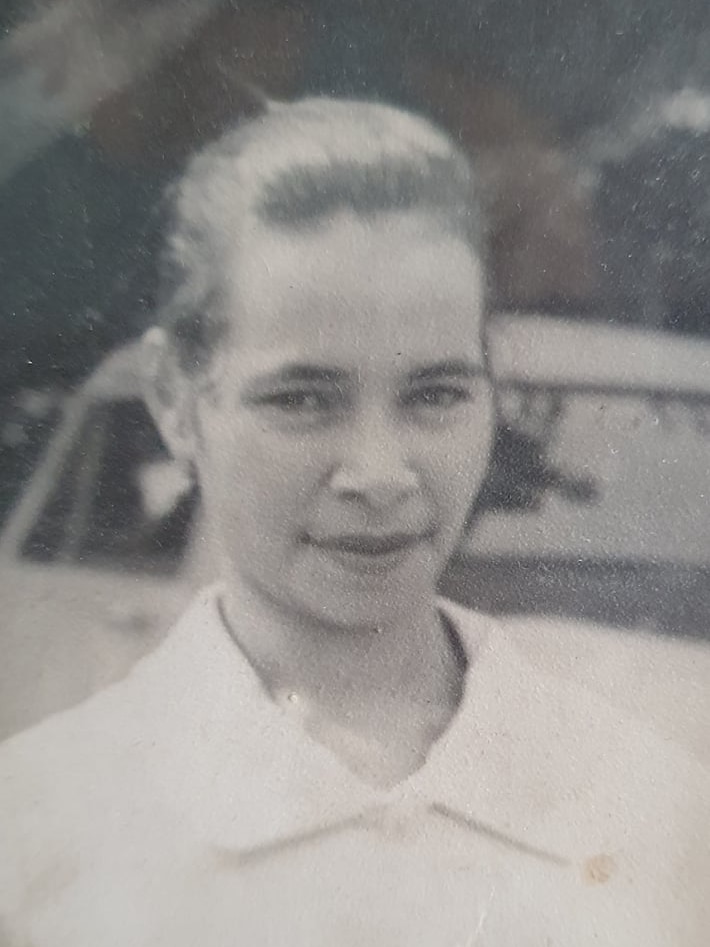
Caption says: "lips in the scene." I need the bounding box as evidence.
[301,530,435,579]
[309,533,426,556]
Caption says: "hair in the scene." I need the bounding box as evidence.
[157,96,487,374]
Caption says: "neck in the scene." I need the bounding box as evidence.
[218,574,456,713]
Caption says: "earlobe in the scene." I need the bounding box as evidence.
[141,327,198,465]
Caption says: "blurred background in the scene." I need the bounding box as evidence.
[3,0,710,493]
[1,0,710,741]
[3,1,710,389]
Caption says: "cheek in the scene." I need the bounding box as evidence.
[430,412,495,508]
[197,420,323,532]
[465,417,495,480]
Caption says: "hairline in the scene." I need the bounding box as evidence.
[157,97,489,377]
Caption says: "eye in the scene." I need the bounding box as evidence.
[402,384,474,410]
[254,388,339,414]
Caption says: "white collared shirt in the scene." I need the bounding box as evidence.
[1,587,708,946]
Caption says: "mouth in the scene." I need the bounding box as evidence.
[303,532,432,573]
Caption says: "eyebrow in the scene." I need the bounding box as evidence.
[407,360,486,382]
[247,359,485,389]
[249,364,347,385]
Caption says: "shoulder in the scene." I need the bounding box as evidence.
[0,644,164,880]
[0,583,223,779]
[439,597,710,817]
[440,596,709,754]
[497,607,710,764]
[0,692,121,917]
[439,600,710,931]
[0,587,224,909]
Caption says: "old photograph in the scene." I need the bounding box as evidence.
[1,1,709,944]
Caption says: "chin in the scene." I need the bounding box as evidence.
[294,580,436,631]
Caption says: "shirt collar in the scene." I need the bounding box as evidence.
[144,587,575,865]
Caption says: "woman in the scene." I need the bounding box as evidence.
[1,97,707,946]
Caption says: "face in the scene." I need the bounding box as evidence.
[187,210,494,629]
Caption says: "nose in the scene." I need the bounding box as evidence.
[329,413,419,510]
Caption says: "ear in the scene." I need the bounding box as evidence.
[141,327,199,466]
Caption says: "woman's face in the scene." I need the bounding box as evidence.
[193,210,494,628]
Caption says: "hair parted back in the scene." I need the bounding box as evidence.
[158,96,486,374]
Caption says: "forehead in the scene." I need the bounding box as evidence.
[219,210,485,367]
